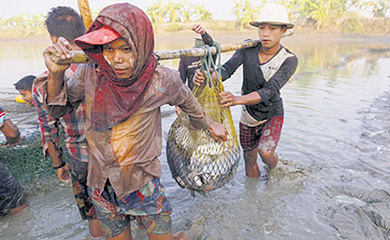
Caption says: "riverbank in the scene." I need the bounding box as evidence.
[1,18,390,40]
[155,27,390,44]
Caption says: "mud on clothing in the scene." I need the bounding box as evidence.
[33,67,96,220]
[33,66,89,172]
[47,64,211,200]
[0,160,26,216]
[239,116,284,151]
[220,42,297,151]
[220,42,298,122]
[0,109,25,215]
[88,178,172,237]
[46,4,212,235]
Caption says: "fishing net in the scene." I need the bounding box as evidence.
[167,43,240,194]
[0,131,65,195]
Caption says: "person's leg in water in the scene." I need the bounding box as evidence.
[240,122,262,178]
[243,148,260,178]
[89,219,105,238]
[88,183,131,239]
[137,214,203,240]
[109,214,204,240]
[89,178,203,240]
[243,147,278,178]
[70,168,104,238]
[258,116,284,170]
[108,224,189,240]
[259,149,278,169]
[240,116,284,178]
[106,224,132,240]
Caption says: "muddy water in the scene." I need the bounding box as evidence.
[0,35,390,240]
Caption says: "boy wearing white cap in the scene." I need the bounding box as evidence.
[194,3,298,178]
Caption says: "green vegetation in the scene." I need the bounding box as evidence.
[231,0,261,30]
[0,0,389,38]
[231,0,389,30]
[146,0,213,23]
[0,13,47,38]
[0,133,61,196]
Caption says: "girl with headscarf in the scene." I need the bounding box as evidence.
[42,3,227,239]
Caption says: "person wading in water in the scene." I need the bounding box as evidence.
[43,3,227,239]
[194,3,298,178]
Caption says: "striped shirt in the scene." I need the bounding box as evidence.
[33,65,88,172]
[0,107,5,128]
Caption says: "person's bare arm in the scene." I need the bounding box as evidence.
[218,91,261,108]
[46,142,71,183]
[191,24,206,35]
[0,119,23,145]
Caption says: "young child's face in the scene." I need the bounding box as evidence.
[258,24,287,49]
[103,38,136,80]
[18,89,33,105]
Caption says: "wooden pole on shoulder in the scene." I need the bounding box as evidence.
[51,39,260,64]
[155,39,260,60]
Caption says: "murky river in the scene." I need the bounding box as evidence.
[0,33,390,240]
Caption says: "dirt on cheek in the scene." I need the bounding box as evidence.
[129,56,135,68]
[103,55,112,66]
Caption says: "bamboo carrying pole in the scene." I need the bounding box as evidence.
[61,0,293,64]
[52,0,262,64]
[77,0,93,29]
[51,39,261,64]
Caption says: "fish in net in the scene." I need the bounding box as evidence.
[167,44,240,194]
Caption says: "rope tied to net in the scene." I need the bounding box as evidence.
[199,42,222,88]
[194,42,224,124]
[166,42,240,195]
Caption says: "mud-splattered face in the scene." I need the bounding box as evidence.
[103,38,135,80]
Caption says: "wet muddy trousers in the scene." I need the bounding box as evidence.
[0,160,25,215]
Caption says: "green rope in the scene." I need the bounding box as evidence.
[200,42,223,88]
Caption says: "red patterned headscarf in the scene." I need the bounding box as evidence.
[75,3,157,131]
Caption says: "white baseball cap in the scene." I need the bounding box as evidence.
[250,3,294,29]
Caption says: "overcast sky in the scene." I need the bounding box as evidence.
[0,0,241,20]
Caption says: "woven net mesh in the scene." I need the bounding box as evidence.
[166,44,240,194]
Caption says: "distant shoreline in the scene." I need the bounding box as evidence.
[1,18,390,41]
[2,28,389,45]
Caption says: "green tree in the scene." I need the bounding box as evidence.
[164,0,183,23]
[194,3,214,21]
[363,0,390,17]
[146,0,164,23]
[309,0,328,29]
[240,0,260,29]
[0,13,45,30]
[231,0,243,22]
[180,0,193,22]
[231,0,260,30]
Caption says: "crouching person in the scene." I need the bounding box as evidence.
[43,3,227,239]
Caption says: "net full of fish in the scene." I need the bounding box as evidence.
[167,81,240,194]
